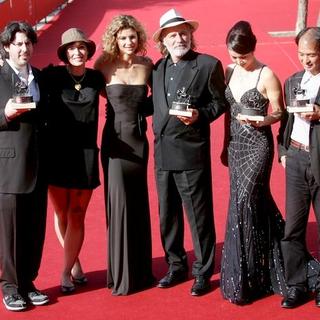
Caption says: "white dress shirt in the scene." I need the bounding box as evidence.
[291,71,320,146]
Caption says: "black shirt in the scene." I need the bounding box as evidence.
[164,57,188,107]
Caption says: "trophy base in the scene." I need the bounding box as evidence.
[237,114,265,121]
[287,104,313,113]
[169,109,193,117]
[12,101,36,109]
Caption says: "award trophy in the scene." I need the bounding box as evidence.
[286,86,313,113]
[169,87,193,117]
[11,80,36,109]
[237,103,266,122]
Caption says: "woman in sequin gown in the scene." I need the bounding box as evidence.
[220,21,286,304]
[94,15,154,295]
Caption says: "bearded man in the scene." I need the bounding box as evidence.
[151,9,228,296]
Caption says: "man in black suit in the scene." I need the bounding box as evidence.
[0,21,48,311]
[278,27,320,308]
[151,9,228,296]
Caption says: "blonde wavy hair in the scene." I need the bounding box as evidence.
[101,15,147,61]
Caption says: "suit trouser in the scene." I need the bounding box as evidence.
[281,146,320,289]
[156,167,215,278]
[0,181,47,296]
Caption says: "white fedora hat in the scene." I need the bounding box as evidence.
[152,8,199,42]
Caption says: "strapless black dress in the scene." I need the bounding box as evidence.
[101,84,154,295]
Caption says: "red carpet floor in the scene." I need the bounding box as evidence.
[1,0,320,319]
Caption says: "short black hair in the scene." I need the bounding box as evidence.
[226,20,257,54]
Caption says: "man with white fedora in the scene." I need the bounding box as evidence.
[151,8,228,296]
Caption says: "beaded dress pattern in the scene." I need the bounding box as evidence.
[220,66,287,304]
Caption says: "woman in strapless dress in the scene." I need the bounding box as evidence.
[94,15,154,295]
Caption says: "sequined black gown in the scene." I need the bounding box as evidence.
[220,68,287,304]
[101,84,154,295]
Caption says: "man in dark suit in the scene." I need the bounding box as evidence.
[151,9,228,296]
[278,27,320,309]
[0,21,48,311]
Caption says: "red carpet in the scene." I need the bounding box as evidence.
[1,0,320,319]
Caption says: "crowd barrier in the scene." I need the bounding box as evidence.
[0,0,69,30]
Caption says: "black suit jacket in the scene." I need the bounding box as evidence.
[152,50,228,170]
[278,70,320,184]
[0,61,43,193]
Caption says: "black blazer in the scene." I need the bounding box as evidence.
[0,61,43,193]
[152,50,228,170]
[278,70,320,184]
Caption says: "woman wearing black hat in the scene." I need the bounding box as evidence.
[42,28,105,294]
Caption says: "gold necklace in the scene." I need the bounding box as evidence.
[67,67,86,91]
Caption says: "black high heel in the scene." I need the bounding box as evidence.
[71,275,88,285]
[61,284,75,294]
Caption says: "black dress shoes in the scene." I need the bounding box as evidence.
[190,276,211,296]
[281,287,308,308]
[315,289,320,307]
[157,270,188,288]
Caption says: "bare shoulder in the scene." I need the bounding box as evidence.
[259,65,283,99]
[261,65,280,83]
[137,55,153,67]
[94,56,117,83]
[94,54,113,71]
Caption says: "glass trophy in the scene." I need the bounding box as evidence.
[11,80,36,109]
[286,85,313,113]
[237,103,266,122]
[169,87,193,117]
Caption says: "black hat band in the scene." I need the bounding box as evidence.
[160,17,186,28]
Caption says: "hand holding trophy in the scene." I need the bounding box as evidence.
[5,80,35,121]
[286,86,313,113]
[11,80,36,109]
[169,87,193,117]
[236,103,266,127]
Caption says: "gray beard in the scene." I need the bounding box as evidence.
[168,45,190,58]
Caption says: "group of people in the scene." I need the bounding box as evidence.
[0,6,319,313]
